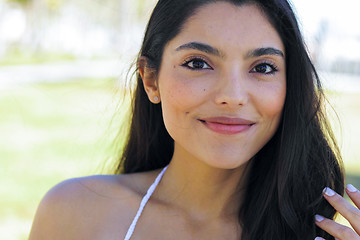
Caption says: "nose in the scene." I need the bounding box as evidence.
[214,69,249,107]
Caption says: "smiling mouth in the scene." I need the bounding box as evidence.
[198,117,255,135]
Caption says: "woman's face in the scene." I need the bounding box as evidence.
[156,2,286,169]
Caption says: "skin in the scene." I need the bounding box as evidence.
[142,1,286,228]
[28,2,360,240]
[314,185,360,240]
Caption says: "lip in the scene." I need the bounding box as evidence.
[198,117,255,135]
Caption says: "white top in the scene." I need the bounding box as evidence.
[123,166,168,240]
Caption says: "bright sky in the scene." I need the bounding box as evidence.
[290,0,360,38]
[0,0,359,61]
[290,0,360,62]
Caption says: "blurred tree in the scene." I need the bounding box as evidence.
[46,0,63,11]
[6,0,32,4]
[4,0,66,55]
[2,0,158,58]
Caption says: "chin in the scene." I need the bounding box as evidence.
[202,155,253,170]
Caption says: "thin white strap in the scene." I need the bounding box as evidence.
[124,166,168,240]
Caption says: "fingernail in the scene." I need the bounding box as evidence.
[323,187,335,196]
[315,237,324,240]
[346,184,358,193]
[315,214,324,222]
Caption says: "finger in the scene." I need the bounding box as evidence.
[315,214,360,240]
[323,187,360,234]
[346,184,360,209]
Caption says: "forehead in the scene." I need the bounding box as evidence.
[167,2,284,55]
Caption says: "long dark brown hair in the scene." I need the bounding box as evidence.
[114,0,344,239]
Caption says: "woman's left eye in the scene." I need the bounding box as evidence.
[250,63,278,74]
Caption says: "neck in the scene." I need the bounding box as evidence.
[154,145,251,222]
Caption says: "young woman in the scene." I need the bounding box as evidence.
[29,0,360,239]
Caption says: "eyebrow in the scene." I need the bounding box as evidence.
[175,42,223,57]
[175,42,284,59]
[246,47,284,58]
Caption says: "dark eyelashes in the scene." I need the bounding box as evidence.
[247,60,279,75]
[263,62,278,71]
[181,57,279,74]
[181,57,212,70]
[254,62,279,75]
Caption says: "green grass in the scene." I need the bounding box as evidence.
[0,51,78,66]
[0,78,129,239]
[326,91,360,174]
[0,79,359,239]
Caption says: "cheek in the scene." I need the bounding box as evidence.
[256,82,286,118]
[160,80,190,113]
[159,72,208,138]
[159,69,209,112]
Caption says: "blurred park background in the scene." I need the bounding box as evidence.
[0,0,359,239]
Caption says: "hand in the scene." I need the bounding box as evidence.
[314,184,360,240]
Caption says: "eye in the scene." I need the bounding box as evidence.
[250,63,278,75]
[182,58,212,70]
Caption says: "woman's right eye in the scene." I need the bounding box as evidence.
[182,58,212,70]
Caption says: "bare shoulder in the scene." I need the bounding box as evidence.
[29,170,161,240]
